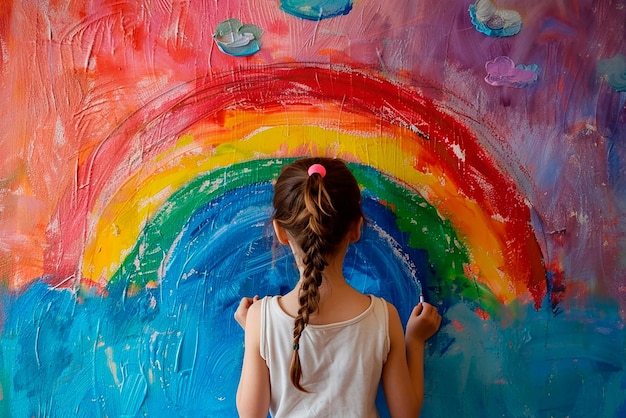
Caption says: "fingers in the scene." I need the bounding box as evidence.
[420,302,441,322]
[412,301,436,317]
[424,303,442,331]
[422,302,438,316]
[240,296,253,309]
[411,303,424,317]
[411,302,442,336]
[234,296,261,329]
[238,295,259,310]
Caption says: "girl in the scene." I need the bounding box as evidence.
[235,157,441,418]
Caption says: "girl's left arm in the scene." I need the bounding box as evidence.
[236,301,270,418]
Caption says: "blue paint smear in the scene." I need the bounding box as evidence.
[424,297,625,418]
[597,54,626,92]
[1,182,625,417]
[0,182,432,417]
[279,0,353,21]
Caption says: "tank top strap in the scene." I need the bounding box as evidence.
[259,295,272,361]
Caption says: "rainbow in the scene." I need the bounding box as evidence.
[48,65,546,315]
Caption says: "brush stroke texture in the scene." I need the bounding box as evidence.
[279,0,353,20]
[469,0,522,37]
[2,179,438,416]
[0,0,625,417]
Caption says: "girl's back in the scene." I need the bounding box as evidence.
[260,294,389,418]
[235,158,441,418]
[277,279,371,325]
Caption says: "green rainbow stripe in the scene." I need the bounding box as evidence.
[105,159,489,306]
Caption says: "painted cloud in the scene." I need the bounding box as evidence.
[469,0,522,37]
[214,18,262,57]
[485,56,539,88]
[279,0,353,20]
[597,53,626,92]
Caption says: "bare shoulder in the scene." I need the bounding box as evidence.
[384,300,407,351]
[384,300,402,323]
[246,298,263,327]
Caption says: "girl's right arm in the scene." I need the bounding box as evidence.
[236,301,271,418]
[382,302,441,418]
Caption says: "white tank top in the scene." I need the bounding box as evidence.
[259,295,390,418]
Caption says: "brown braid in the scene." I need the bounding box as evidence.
[272,157,363,392]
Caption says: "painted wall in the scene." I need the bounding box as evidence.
[0,1,624,416]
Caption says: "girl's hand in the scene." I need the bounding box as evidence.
[405,302,442,345]
[234,296,260,329]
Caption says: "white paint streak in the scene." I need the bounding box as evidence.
[370,221,418,279]
[451,143,466,163]
[105,346,121,386]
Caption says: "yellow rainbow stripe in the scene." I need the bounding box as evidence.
[82,109,515,303]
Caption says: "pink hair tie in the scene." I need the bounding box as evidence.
[308,163,326,178]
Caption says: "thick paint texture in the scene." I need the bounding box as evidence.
[469,0,523,37]
[214,18,263,57]
[484,56,539,88]
[279,0,353,20]
[0,1,625,417]
[597,54,626,92]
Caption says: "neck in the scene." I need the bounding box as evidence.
[294,256,348,302]
[296,243,346,278]
[289,234,351,293]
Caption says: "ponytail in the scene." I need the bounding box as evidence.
[289,172,335,391]
[272,158,363,392]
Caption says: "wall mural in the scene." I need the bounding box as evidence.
[0,1,624,417]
